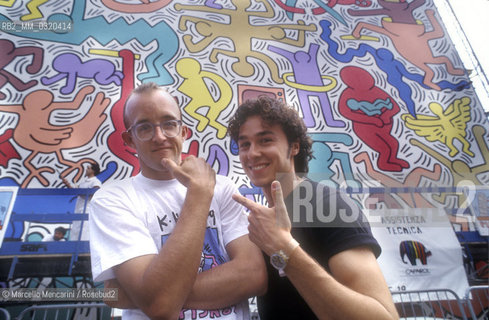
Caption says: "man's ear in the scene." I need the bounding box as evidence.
[290,141,300,157]
[181,125,189,141]
[122,131,135,149]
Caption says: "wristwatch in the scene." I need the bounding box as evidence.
[270,238,299,277]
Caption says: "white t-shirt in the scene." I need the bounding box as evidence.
[89,174,250,320]
[74,176,102,213]
[71,176,102,241]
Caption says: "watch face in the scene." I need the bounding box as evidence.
[270,252,287,270]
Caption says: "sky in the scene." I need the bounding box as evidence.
[447,0,489,75]
[436,0,489,112]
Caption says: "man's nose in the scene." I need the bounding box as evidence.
[247,143,260,158]
[152,125,168,141]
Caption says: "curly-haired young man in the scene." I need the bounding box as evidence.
[229,96,398,320]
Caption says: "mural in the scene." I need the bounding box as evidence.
[0,0,488,247]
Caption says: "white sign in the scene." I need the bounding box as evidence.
[369,208,469,300]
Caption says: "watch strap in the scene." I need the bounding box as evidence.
[273,238,300,277]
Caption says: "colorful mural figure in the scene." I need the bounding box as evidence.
[175,0,317,83]
[103,49,140,176]
[320,19,469,117]
[309,132,361,189]
[402,97,473,157]
[348,5,466,91]
[354,152,442,208]
[410,125,489,206]
[0,0,487,260]
[0,39,43,99]
[176,57,232,139]
[0,129,20,168]
[19,0,49,21]
[100,0,172,13]
[338,66,408,172]
[0,86,110,187]
[268,43,345,128]
[41,53,124,95]
[347,0,425,24]
[0,0,179,85]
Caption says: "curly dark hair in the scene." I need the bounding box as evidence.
[55,226,67,235]
[228,96,313,173]
[91,162,101,176]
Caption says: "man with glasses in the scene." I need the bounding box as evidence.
[89,82,266,320]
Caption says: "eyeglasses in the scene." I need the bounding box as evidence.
[126,120,183,141]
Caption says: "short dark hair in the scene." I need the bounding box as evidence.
[228,96,313,173]
[91,163,101,175]
[55,227,67,235]
[123,82,180,129]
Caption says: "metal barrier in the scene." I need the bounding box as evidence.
[464,285,489,320]
[391,289,468,320]
[4,286,487,319]
[13,303,111,320]
[0,308,11,320]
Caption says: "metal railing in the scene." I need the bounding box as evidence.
[464,285,489,320]
[392,288,469,320]
[0,286,486,319]
[13,303,111,320]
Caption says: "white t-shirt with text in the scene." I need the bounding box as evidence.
[89,174,249,320]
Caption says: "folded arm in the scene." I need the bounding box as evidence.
[112,188,212,319]
[106,156,216,319]
[285,246,399,320]
[106,235,267,311]
[184,234,267,309]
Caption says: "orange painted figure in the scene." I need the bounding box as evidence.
[0,86,110,187]
[354,151,441,209]
[350,8,465,90]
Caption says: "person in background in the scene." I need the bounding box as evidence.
[62,162,102,240]
[228,96,399,320]
[89,82,266,320]
[42,226,67,241]
[61,162,102,213]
